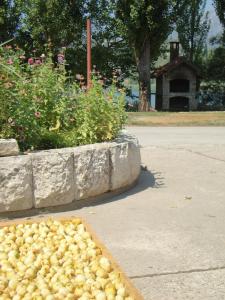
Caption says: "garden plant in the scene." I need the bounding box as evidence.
[0,44,126,151]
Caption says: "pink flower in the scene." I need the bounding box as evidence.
[28,58,34,65]
[35,59,42,65]
[57,53,65,64]
[34,111,41,118]
[19,55,26,60]
[7,58,13,65]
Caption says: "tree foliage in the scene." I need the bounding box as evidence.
[115,0,179,110]
[0,0,21,43]
[206,46,225,81]
[87,0,134,81]
[0,0,223,111]
[13,0,134,82]
[17,0,84,52]
[116,0,177,61]
[214,0,225,28]
[176,0,210,63]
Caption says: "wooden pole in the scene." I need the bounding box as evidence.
[87,18,92,89]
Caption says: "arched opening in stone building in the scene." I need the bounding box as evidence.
[170,79,190,93]
[169,96,189,111]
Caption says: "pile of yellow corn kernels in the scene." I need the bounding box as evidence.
[0,219,134,300]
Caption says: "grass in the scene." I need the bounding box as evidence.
[127,111,225,126]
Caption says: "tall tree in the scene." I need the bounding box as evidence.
[17,0,85,53]
[87,0,134,81]
[116,1,179,111]
[0,0,21,43]
[214,0,225,28]
[16,0,134,79]
[176,0,210,63]
[207,47,225,80]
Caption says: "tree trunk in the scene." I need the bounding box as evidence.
[136,38,151,112]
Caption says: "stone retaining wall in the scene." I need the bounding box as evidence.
[0,133,141,213]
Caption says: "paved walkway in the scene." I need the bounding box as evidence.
[4,127,225,299]
[73,127,225,300]
[122,127,225,299]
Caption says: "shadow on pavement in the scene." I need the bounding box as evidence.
[0,170,165,220]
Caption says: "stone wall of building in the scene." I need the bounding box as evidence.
[162,66,198,111]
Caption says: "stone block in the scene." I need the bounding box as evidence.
[110,137,141,190]
[0,139,19,157]
[128,139,141,181]
[32,151,74,208]
[74,144,110,200]
[0,156,33,212]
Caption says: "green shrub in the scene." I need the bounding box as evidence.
[73,79,126,145]
[0,45,126,151]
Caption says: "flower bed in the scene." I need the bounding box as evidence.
[0,45,126,152]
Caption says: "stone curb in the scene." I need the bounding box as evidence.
[0,133,141,213]
[0,139,19,157]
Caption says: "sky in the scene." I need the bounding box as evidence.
[206,0,222,37]
[206,0,213,8]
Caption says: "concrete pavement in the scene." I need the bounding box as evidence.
[75,127,225,299]
[128,126,225,147]
[2,127,225,299]
[53,127,225,299]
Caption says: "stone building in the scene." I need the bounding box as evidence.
[153,42,200,111]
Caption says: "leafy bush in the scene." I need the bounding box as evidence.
[198,81,225,111]
[73,81,126,145]
[0,45,126,151]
